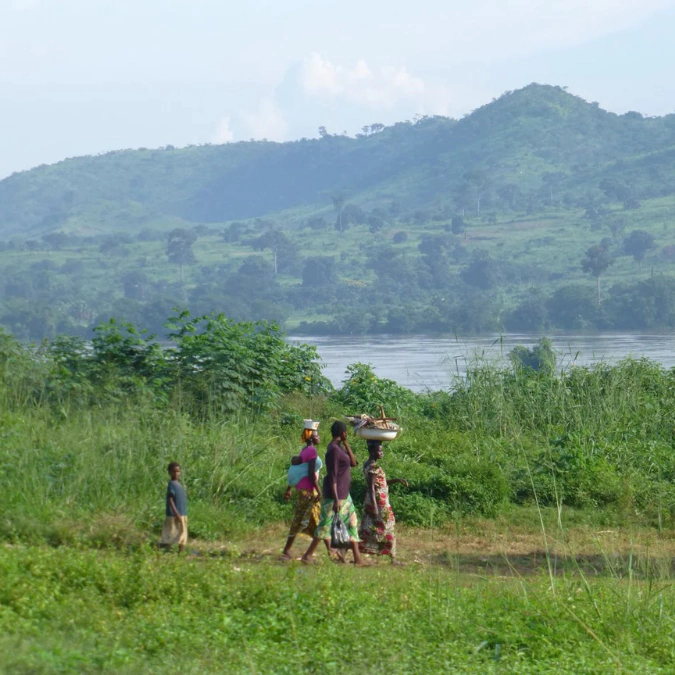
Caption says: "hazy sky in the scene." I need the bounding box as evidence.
[1,0,675,178]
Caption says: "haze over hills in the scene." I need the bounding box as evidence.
[3,83,675,341]
[2,83,675,237]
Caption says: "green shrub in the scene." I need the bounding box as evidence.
[334,362,419,417]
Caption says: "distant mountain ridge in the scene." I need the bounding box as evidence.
[2,83,675,237]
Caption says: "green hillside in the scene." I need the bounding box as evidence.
[3,83,675,340]
[3,83,675,236]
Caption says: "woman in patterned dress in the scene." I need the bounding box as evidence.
[280,427,323,560]
[358,440,408,564]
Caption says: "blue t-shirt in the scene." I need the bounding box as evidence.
[166,480,187,516]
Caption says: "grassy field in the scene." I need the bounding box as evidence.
[3,519,675,674]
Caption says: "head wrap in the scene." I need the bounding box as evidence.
[301,428,314,443]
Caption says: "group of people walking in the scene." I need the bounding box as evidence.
[281,420,408,565]
[158,418,408,563]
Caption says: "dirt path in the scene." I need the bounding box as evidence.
[192,521,675,577]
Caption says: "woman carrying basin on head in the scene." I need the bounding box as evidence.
[280,420,324,560]
[358,439,408,564]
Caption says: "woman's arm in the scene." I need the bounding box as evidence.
[367,472,377,514]
[342,437,358,467]
[331,448,340,512]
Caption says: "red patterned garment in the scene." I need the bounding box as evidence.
[358,460,396,557]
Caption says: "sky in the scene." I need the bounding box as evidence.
[1,0,675,178]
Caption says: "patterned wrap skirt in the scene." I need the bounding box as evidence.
[314,494,360,542]
[288,489,321,538]
[358,462,396,557]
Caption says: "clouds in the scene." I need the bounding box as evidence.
[299,53,454,117]
[213,117,234,144]
[214,53,453,144]
[213,99,288,145]
[299,53,431,110]
[240,99,288,142]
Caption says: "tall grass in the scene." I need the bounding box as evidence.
[3,345,675,545]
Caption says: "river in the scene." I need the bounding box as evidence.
[292,333,675,391]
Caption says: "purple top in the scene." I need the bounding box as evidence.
[322,441,354,500]
[296,445,318,491]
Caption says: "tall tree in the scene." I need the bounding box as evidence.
[581,245,613,304]
[332,193,347,234]
[463,170,490,215]
[166,228,197,282]
[254,230,296,274]
[623,230,656,270]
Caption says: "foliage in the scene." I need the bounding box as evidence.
[508,337,557,374]
[623,229,656,268]
[451,214,466,234]
[333,362,418,417]
[461,250,501,289]
[12,313,328,414]
[166,228,197,280]
[163,311,330,414]
[581,244,613,280]
[3,546,675,673]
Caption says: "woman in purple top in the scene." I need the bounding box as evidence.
[280,427,323,560]
[301,420,365,565]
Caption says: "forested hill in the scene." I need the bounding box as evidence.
[3,83,675,237]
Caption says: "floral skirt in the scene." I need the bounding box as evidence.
[314,494,360,542]
[288,489,321,538]
[359,502,396,557]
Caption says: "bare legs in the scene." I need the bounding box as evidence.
[280,534,296,560]
[301,536,324,562]
[284,536,343,562]
[301,538,362,565]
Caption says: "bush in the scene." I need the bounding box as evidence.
[334,363,418,417]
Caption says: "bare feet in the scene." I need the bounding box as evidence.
[353,559,373,567]
[330,549,346,563]
[279,553,293,561]
[300,556,315,565]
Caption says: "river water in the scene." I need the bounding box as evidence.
[292,334,675,391]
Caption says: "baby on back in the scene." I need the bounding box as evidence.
[287,449,323,487]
